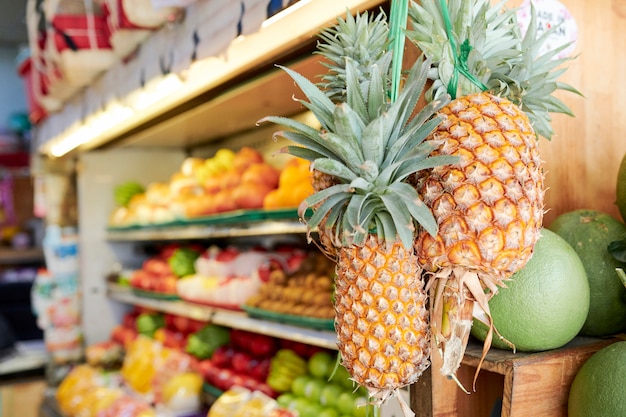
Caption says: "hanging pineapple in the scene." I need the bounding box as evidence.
[260,5,456,414]
[405,0,581,387]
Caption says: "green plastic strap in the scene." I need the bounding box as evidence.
[389,0,409,102]
[438,0,488,99]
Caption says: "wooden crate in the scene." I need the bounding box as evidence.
[411,337,618,417]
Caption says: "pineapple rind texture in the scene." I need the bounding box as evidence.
[335,235,430,391]
[414,93,544,282]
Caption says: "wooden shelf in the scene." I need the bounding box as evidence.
[107,283,337,350]
[411,337,619,417]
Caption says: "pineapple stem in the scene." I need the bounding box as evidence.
[438,0,488,99]
[389,0,409,102]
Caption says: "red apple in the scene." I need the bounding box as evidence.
[232,351,254,374]
[216,247,240,262]
[143,258,172,276]
[212,345,235,368]
[250,357,271,381]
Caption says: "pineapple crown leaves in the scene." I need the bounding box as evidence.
[315,10,392,103]
[259,56,455,249]
[406,0,582,140]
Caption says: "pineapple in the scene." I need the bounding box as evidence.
[260,9,455,413]
[406,0,581,386]
[311,11,392,258]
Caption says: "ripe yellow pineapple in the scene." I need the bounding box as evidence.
[407,0,580,386]
[261,8,455,414]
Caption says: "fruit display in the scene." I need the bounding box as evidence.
[266,349,309,394]
[259,0,580,408]
[568,341,626,417]
[128,244,201,295]
[208,387,296,417]
[56,365,155,417]
[177,245,304,309]
[548,210,626,336]
[471,229,590,352]
[263,157,314,210]
[244,251,335,320]
[197,329,278,396]
[108,146,314,228]
[275,350,374,417]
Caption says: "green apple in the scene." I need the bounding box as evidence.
[300,402,324,417]
[336,391,356,415]
[308,351,336,379]
[291,375,312,397]
[303,378,326,403]
[319,383,344,407]
[318,407,340,417]
[276,393,296,408]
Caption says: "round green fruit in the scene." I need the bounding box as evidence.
[307,351,335,379]
[303,378,325,403]
[569,341,626,417]
[472,228,589,351]
[549,209,626,336]
[617,152,626,222]
[277,393,295,408]
[319,383,343,407]
[318,408,340,417]
[336,392,356,415]
[291,375,312,398]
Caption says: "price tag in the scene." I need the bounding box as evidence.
[517,0,578,59]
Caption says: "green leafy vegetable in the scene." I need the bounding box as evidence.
[136,312,165,338]
[185,324,230,359]
[168,247,201,277]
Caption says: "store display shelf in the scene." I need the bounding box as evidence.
[0,340,49,376]
[107,283,337,350]
[106,220,308,242]
[0,247,44,265]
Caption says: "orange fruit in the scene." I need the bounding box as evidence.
[471,228,590,351]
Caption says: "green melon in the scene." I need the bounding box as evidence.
[548,209,626,336]
[617,152,626,222]
[568,341,626,417]
[471,229,589,352]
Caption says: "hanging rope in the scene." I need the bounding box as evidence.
[388,0,409,102]
[438,0,488,99]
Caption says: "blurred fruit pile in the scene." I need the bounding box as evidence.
[129,244,201,295]
[208,387,297,417]
[245,251,335,320]
[109,147,314,227]
[197,329,278,396]
[275,351,374,417]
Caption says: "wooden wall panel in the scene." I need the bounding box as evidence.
[508,0,626,225]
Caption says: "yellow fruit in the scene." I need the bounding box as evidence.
[335,235,430,393]
[471,229,589,351]
[162,372,203,404]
